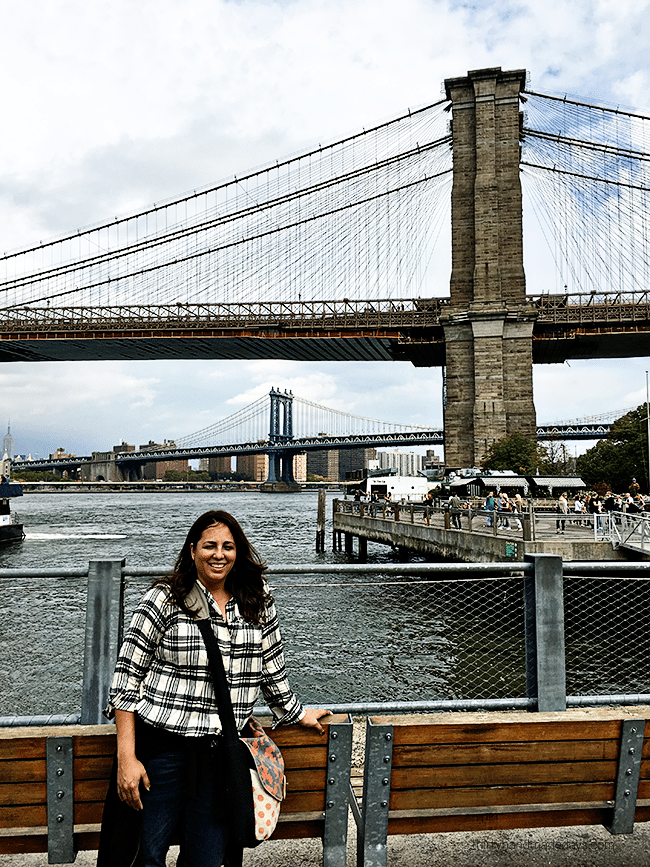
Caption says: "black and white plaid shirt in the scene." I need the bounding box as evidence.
[107,582,304,736]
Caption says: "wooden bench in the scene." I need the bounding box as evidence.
[352,707,650,867]
[0,713,352,867]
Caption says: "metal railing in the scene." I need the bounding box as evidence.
[335,497,643,546]
[2,556,650,727]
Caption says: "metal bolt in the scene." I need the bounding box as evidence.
[56,791,65,800]
[331,731,338,739]
[329,754,337,762]
[328,778,335,785]
[56,815,64,824]
[56,745,63,752]
[631,727,637,734]
[385,733,392,741]
[383,755,391,763]
[626,768,633,776]
[628,747,636,755]
[624,790,631,797]
[327,801,334,809]
[381,800,388,808]
[56,768,64,777]
[382,777,389,786]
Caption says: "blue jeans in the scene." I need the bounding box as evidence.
[140,736,229,867]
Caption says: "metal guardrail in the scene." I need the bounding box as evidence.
[2,557,650,727]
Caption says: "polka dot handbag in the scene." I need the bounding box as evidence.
[241,717,286,841]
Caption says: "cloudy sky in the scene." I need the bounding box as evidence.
[2,0,650,458]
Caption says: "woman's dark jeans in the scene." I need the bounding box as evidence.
[139,726,229,867]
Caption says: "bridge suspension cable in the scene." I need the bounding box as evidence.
[175,391,437,448]
[1,100,452,311]
[175,395,269,448]
[292,395,435,438]
[521,91,650,297]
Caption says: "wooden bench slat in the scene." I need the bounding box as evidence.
[74,755,114,779]
[0,740,47,761]
[391,739,620,766]
[389,780,615,811]
[269,820,324,840]
[284,768,327,790]
[282,791,325,812]
[387,720,625,745]
[275,745,328,768]
[371,707,650,729]
[0,759,46,784]
[0,805,47,829]
[390,760,619,789]
[388,799,613,819]
[0,782,47,807]
[385,807,611,835]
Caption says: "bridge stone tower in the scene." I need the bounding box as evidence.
[441,67,537,469]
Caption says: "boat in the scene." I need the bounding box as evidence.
[0,481,25,543]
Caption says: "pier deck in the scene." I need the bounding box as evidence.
[333,502,638,562]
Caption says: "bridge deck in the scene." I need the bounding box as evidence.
[2,293,650,365]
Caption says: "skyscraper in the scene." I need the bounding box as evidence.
[3,424,14,460]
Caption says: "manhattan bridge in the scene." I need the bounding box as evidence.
[3,66,650,478]
[14,387,626,486]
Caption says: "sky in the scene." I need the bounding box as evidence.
[2,0,650,459]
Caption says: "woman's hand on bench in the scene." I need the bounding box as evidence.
[298,707,332,735]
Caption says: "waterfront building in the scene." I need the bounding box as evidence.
[308,446,376,481]
[236,452,306,482]
[237,452,268,481]
[199,455,233,475]
[138,440,188,479]
[307,449,339,481]
[377,449,422,476]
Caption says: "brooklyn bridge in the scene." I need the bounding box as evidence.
[2,66,650,468]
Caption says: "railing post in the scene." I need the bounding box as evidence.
[523,554,566,712]
[81,559,125,724]
[467,507,473,531]
[529,500,536,542]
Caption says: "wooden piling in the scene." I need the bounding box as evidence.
[316,489,326,552]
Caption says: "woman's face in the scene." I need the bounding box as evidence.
[191,522,237,591]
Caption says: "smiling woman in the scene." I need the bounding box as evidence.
[105,508,329,867]
[190,521,237,610]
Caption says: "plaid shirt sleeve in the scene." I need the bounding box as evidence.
[106,585,172,717]
[259,600,304,727]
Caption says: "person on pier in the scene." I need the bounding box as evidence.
[103,509,329,867]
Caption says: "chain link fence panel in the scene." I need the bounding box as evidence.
[271,576,528,705]
[564,575,650,696]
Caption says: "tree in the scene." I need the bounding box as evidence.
[576,404,650,493]
[481,432,541,474]
[537,439,576,476]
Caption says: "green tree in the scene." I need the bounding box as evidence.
[576,404,649,492]
[481,432,541,474]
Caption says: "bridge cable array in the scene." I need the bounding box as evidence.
[522,91,650,298]
[0,101,452,311]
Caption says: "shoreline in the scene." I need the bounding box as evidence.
[14,482,341,494]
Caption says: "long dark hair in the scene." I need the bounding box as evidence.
[155,510,271,624]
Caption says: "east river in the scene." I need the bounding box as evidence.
[0,490,526,718]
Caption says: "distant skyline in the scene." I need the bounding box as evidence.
[2,1,650,458]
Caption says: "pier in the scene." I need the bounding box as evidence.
[333,499,643,562]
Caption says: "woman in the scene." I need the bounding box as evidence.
[106,510,329,867]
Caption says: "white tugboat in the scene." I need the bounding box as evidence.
[0,481,24,543]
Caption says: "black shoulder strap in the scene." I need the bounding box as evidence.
[194,617,240,742]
